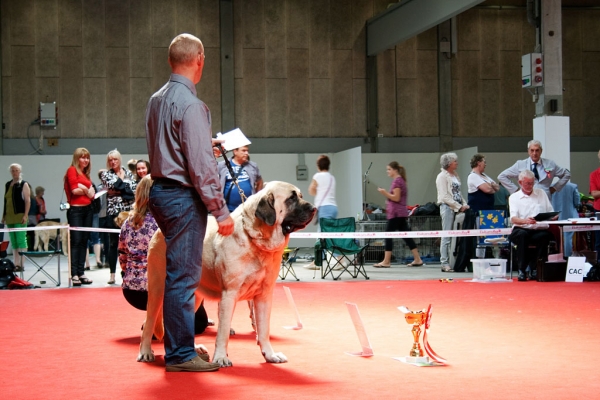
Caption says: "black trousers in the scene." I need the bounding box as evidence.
[508,227,553,272]
[106,214,119,274]
[66,205,93,277]
[122,288,210,335]
[385,217,417,252]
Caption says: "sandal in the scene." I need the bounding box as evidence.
[72,276,82,287]
[407,262,424,267]
[441,265,454,272]
[79,276,93,285]
[107,279,116,285]
[373,263,391,268]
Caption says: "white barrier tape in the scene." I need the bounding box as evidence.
[0,225,120,234]
[562,224,600,232]
[289,228,513,239]
[0,225,70,232]
[68,226,121,233]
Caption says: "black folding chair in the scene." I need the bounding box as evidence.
[279,247,300,281]
[18,228,62,286]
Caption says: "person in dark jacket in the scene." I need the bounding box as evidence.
[2,163,31,271]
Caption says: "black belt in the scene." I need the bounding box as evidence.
[153,177,183,186]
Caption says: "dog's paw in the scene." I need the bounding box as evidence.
[263,351,288,364]
[213,356,233,367]
[137,349,155,362]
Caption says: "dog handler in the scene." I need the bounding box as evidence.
[146,33,234,372]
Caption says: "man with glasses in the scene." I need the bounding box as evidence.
[508,169,557,281]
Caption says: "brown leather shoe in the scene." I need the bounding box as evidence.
[165,356,220,372]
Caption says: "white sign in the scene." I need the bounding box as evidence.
[215,128,251,151]
[565,257,586,283]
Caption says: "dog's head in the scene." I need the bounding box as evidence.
[114,211,131,227]
[255,182,316,235]
[243,182,315,250]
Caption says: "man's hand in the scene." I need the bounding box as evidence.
[459,204,470,212]
[212,138,225,158]
[217,216,235,236]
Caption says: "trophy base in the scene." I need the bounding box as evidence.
[405,356,430,364]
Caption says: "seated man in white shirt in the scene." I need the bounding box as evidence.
[508,169,557,281]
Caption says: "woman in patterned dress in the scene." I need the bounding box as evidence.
[118,175,209,334]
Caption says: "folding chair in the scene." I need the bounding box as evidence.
[477,210,511,257]
[279,247,300,281]
[18,228,62,286]
[477,210,512,278]
[319,217,370,280]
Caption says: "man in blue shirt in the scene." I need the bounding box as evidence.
[217,145,263,212]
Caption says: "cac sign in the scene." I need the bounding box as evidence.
[565,257,586,283]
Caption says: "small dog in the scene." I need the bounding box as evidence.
[34,221,68,254]
[114,211,130,228]
[139,181,316,367]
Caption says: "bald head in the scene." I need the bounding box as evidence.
[168,33,204,68]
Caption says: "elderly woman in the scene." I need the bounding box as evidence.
[2,164,31,271]
[436,153,469,272]
[101,149,137,285]
[467,153,499,214]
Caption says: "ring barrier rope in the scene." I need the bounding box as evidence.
[3,224,599,240]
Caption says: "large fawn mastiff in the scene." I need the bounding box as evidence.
[138,181,316,367]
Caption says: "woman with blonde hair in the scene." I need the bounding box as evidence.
[101,149,137,284]
[2,163,31,271]
[118,175,209,333]
[64,148,95,285]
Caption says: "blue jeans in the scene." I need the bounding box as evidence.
[317,205,338,232]
[67,205,92,277]
[149,182,207,366]
[439,204,455,266]
[87,213,101,246]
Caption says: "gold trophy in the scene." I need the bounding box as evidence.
[399,306,430,363]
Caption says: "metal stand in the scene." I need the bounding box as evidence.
[362,162,372,221]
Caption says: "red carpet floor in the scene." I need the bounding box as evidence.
[2,279,600,399]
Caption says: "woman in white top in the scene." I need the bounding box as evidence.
[436,153,469,272]
[305,155,337,270]
[309,155,337,224]
[467,153,499,214]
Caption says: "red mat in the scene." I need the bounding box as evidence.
[1,280,600,399]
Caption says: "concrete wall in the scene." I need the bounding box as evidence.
[1,1,600,156]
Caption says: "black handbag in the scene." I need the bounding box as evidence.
[0,258,16,289]
[91,183,102,214]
